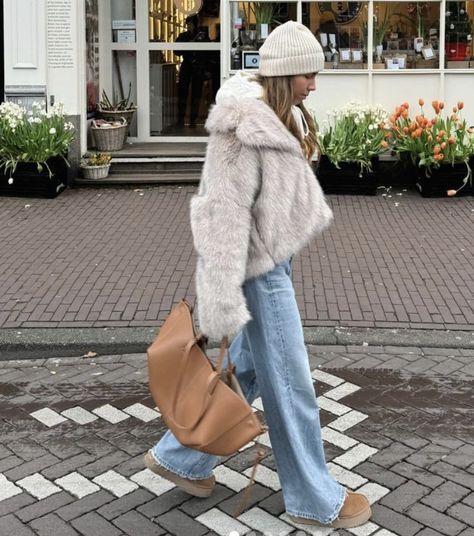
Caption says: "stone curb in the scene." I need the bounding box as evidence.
[1,325,473,360]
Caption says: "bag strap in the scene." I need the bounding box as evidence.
[215,336,230,373]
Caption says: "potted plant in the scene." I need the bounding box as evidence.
[252,2,275,43]
[98,83,137,143]
[0,101,75,198]
[445,1,472,61]
[316,101,390,195]
[389,98,474,196]
[80,152,112,179]
[373,8,392,62]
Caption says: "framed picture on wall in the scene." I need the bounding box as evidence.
[352,49,363,62]
[340,49,351,62]
[421,45,435,60]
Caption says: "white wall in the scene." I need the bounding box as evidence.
[4,0,87,154]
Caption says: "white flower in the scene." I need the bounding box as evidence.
[8,178,14,185]
[49,127,56,134]
[368,124,374,130]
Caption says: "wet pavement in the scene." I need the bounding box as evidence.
[1,186,473,334]
[0,345,473,536]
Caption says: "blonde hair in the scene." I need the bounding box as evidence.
[255,74,318,160]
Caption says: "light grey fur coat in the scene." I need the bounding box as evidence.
[190,73,333,340]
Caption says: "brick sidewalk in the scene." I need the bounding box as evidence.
[1,186,473,331]
[0,345,473,535]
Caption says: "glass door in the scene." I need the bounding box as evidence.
[148,0,221,136]
[100,0,221,141]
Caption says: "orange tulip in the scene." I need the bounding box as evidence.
[381,140,389,148]
[439,102,445,110]
[431,118,437,126]
[403,126,410,133]
[438,154,444,160]
[419,98,425,106]
[432,100,439,111]
[468,127,473,133]
[440,142,447,150]
[447,189,457,196]
[411,131,418,139]
[457,101,464,110]
[402,109,409,118]
[438,130,446,137]
[433,145,441,155]
[402,102,409,109]
[448,137,456,144]
[453,106,458,113]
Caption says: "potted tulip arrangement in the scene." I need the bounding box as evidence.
[316,101,391,195]
[0,101,75,198]
[389,99,474,196]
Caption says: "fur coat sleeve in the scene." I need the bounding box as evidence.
[190,128,260,340]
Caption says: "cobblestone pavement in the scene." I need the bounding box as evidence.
[1,186,473,331]
[0,345,473,536]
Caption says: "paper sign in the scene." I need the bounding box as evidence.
[112,20,136,30]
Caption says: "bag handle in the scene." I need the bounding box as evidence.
[170,335,230,431]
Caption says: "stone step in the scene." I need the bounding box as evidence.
[74,172,200,186]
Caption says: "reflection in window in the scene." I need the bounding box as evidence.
[229,2,297,70]
[150,50,220,135]
[445,1,474,67]
[149,0,221,43]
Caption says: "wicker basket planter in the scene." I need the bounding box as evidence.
[97,108,137,144]
[80,164,111,180]
[91,119,128,152]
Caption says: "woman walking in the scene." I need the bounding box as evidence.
[146,21,371,529]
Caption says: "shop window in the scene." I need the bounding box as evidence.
[112,50,138,136]
[371,2,441,69]
[445,1,474,68]
[303,2,368,69]
[149,0,221,43]
[111,0,136,43]
[229,2,297,70]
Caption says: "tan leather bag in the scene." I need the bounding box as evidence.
[147,299,266,456]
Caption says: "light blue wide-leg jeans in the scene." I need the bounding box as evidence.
[151,258,346,523]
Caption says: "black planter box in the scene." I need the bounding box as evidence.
[315,156,379,195]
[416,162,472,197]
[0,156,68,199]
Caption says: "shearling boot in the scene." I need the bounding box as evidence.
[288,489,371,528]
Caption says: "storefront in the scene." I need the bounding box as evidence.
[3,0,474,158]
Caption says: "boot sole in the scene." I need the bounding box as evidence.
[288,505,372,529]
[144,451,214,498]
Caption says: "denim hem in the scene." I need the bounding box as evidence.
[151,450,214,480]
[286,485,348,524]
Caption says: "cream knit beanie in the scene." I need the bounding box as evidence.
[258,21,325,77]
